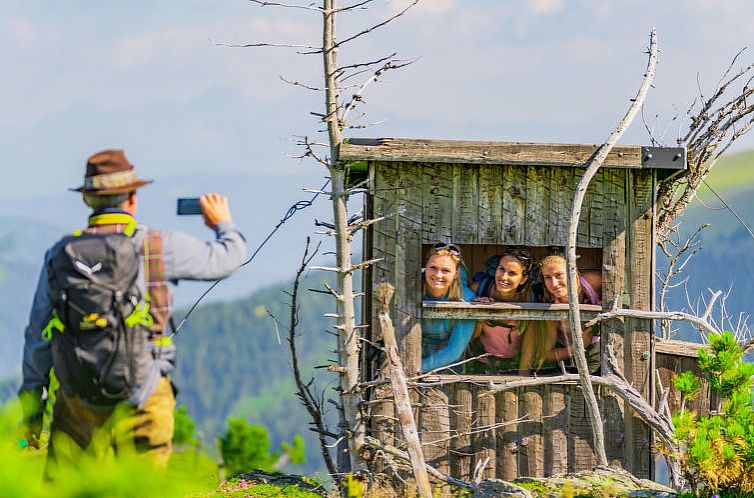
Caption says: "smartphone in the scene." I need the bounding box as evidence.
[176,198,203,216]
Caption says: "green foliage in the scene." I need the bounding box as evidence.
[0,397,216,498]
[674,370,701,401]
[671,331,754,495]
[344,473,365,498]
[219,417,280,475]
[210,479,323,497]
[281,435,306,466]
[173,404,198,447]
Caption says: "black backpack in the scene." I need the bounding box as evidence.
[45,231,153,407]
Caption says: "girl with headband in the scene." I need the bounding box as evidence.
[421,243,476,372]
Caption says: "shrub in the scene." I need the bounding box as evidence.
[671,331,754,496]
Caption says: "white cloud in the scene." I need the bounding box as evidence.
[410,0,456,15]
[527,0,565,16]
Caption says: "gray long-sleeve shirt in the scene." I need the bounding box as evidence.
[20,220,247,394]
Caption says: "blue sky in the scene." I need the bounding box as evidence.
[3,0,754,202]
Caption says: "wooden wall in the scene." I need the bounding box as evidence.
[366,161,657,479]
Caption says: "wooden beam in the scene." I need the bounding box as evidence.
[654,338,708,358]
[340,139,686,170]
[421,302,602,321]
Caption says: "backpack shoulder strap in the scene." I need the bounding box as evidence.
[143,229,173,338]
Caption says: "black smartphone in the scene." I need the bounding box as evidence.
[176,198,203,216]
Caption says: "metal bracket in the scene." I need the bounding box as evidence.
[641,146,686,170]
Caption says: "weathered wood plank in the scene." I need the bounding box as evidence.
[502,165,527,245]
[519,389,544,477]
[624,170,654,478]
[340,139,655,169]
[601,389,626,469]
[370,163,400,446]
[452,164,479,244]
[478,164,504,244]
[372,162,400,325]
[654,339,707,357]
[566,169,602,247]
[497,390,519,481]
[395,163,424,375]
[589,168,606,247]
[419,387,450,473]
[548,167,575,246]
[473,386,496,479]
[370,384,395,453]
[421,162,454,244]
[449,383,473,481]
[524,166,550,246]
[568,385,597,472]
[422,302,601,322]
[543,385,568,476]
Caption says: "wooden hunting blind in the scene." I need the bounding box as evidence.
[339,138,710,480]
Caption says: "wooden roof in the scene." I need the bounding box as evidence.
[339,138,686,170]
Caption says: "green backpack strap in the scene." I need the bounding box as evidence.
[41,310,65,341]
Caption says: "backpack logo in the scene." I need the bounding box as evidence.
[75,260,102,275]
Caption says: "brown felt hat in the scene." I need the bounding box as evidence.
[71,149,153,195]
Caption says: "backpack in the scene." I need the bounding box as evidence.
[471,255,500,298]
[44,230,154,407]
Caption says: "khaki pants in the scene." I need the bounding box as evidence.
[45,376,175,477]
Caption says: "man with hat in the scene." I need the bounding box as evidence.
[19,149,247,473]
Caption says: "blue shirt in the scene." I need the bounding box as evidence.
[421,271,476,373]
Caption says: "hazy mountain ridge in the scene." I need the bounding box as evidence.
[663,149,754,340]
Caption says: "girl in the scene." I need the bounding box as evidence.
[520,254,602,374]
[421,243,476,372]
[466,248,533,375]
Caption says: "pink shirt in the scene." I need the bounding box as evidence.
[478,320,520,360]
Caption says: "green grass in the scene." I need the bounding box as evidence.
[698,148,754,197]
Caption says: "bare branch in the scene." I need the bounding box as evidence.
[249,0,324,11]
[279,74,323,91]
[332,0,376,13]
[563,27,658,467]
[211,37,320,51]
[336,0,420,47]
[282,237,338,480]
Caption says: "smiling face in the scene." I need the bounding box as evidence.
[424,254,459,298]
[493,255,528,300]
[540,259,569,303]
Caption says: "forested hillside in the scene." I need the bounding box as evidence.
[170,270,342,474]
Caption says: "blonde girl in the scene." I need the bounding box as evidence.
[520,254,602,374]
[421,243,476,372]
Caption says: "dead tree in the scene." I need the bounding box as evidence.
[236,0,419,476]
[656,48,754,239]
[564,28,658,467]
[279,239,339,479]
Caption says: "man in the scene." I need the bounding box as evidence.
[19,149,246,472]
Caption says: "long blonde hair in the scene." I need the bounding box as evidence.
[423,244,467,300]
